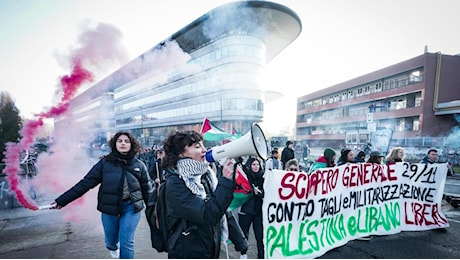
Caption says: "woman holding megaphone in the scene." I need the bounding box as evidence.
[161,130,236,258]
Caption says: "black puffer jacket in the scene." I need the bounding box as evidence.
[165,168,235,258]
[55,157,153,216]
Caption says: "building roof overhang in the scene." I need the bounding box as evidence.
[169,0,302,63]
[71,1,301,104]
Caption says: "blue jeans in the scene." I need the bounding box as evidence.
[101,201,141,259]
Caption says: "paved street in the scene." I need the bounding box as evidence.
[0,193,257,259]
[1,175,460,259]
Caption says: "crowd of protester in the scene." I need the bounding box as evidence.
[50,130,456,259]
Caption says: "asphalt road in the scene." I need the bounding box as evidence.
[1,175,460,259]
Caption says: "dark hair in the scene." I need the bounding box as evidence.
[339,149,352,163]
[162,130,203,169]
[367,155,383,164]
[427,148,438,154]
[286,140,293,147]
[105,131,141,161]
[357,151,366,158]
[243,157,263,180]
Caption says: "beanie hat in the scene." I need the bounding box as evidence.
[324,148,336,159]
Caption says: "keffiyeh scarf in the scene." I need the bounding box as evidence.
[176,158,218,199]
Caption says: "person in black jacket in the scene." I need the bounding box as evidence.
[161,130,235,259]
[238,157,265,259]
[50,132,153,259]
[281,140,295,168]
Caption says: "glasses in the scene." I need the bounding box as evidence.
[289,167,299,171]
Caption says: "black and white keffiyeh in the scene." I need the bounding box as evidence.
[176,158,218,199]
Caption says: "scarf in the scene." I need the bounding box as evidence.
[176,158,218,199]
[112,151,135,165]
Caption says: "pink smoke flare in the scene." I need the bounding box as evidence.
[2,59,93,210]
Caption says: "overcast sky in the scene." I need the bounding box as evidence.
[1,0,459,136]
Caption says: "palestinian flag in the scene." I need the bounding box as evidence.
[228,164,253,210]
[200,117,234,142]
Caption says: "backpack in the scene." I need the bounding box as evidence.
[145,181,169,252]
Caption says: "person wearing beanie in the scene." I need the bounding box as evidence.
[309,148,336,173]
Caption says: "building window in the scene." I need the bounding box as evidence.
[409,70,423,83]
[346,133,358,144]
[413,117,420,131]
[359,134,368,144]
[415,93,422,107]
[348,90,353,98]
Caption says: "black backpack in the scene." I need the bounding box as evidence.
[145,181,169,252]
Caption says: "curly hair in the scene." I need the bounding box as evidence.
[161,130,203,169]
[104,131,141,161]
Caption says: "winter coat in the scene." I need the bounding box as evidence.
[420,156,435,164]
[309,156,329,173]
[164,168,235,258]
[240,159,264,216]
[281,147,295,167]
[55,157,152,216]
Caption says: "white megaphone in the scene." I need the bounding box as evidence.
[205,123,268,163]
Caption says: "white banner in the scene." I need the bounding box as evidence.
[263,162,449,259]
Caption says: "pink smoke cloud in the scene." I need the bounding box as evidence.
[2,22,127,212]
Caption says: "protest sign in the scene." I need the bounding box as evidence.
[263,162,449,259]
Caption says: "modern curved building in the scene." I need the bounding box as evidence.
[55,1,301,146]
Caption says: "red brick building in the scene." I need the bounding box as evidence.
[296,51,460,160]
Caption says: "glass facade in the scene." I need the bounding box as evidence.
[113,35,266,144]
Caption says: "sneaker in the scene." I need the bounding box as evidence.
[240,254,248,259]
[109,249,119,259]
[357,236,372,241]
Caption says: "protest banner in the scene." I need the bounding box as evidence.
[263,162,449,259]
